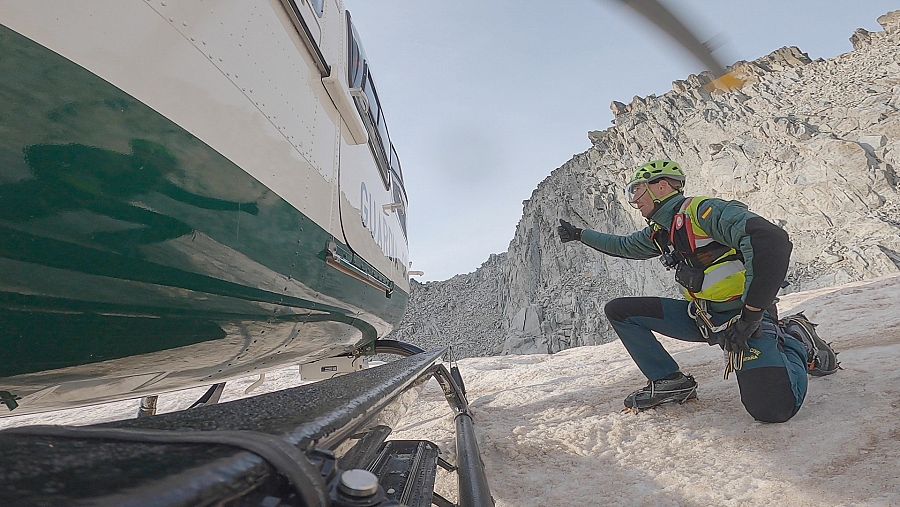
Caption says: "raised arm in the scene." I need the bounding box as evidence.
[558,219,659,260]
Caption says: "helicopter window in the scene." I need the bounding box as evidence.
[392,171,407,236]
[390,145,403,182]
[309,0,325,17]
[348,43,364,90]
[377,114,390,151]
[371,119,390,187]
[346,12,396,191]
[389,144,407,236]
[347,14,365,89]
[364,75,381,126]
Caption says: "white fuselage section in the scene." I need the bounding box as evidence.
[0,0,410,292]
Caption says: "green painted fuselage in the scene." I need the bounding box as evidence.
[0,24,407,414]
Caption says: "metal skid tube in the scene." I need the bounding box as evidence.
[0,349,443,505]
[0,346,494,506]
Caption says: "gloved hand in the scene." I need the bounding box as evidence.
[721,308,764,353]
[557,219,582,243]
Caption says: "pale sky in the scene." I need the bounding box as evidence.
[344,1,896,281]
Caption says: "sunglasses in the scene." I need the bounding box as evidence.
[625,182,649,208]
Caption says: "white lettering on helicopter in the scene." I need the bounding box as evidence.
[360,182,407,271]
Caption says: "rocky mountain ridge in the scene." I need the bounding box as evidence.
[389,12,900,358]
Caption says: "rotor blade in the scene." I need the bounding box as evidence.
[615,0,743,90]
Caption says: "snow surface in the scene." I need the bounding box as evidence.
[2,276,899,506]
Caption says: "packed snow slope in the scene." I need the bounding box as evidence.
[392,275,900,506]
[4,276,897,506]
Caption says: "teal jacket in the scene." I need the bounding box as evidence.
[579,194,792,309]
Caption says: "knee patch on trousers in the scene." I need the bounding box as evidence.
[737,366,798,423]
[604,297,664,323]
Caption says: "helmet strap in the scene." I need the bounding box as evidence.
[648,186,680,204]
[646,186,683,217]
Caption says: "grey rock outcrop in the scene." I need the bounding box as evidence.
[389,12,900,358]
[389,254,507,357]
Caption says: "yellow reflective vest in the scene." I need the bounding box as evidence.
[669,197,746,303]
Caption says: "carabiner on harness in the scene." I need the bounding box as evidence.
[687,300,739,341]
[688,300,745,378]
[723,350,744,379]
[650,227,681,270]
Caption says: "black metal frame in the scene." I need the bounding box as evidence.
[375,340,492,507]
[136,382,226,418]
[0,346,493,506]
[431,363,493,506]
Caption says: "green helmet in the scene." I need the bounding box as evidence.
[625,160,685,200]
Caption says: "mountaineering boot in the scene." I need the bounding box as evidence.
[624,372,697,410]
[781,313,841,377]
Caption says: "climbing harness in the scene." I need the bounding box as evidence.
[688,299,743,378]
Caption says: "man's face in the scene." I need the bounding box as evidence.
[628,182,660,218]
